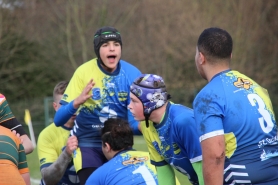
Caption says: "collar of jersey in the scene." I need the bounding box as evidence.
[97,58,121,76]
[153,102,171,129]
[113,147,135,158]
[211,69,231,82]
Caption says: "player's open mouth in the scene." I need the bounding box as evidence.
[107,55,116,63]
[108,55,116,59]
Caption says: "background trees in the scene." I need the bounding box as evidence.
[1,0,278,126]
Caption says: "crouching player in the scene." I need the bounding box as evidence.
[86,118,158,185]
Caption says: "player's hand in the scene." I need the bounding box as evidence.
[66,135,78,155]
[73,79,95,108]
[12,130,23,144]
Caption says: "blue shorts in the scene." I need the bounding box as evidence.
[73,147,107,172]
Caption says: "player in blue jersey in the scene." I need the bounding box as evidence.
[37,81,79,185]
[128,74,204,185]
[86,118,158,185]
[54,26,142,184]
[193,27,278,185]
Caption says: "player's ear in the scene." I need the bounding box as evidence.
[53,102,58,111]
[199,52,206,65]
[103,142,111,152]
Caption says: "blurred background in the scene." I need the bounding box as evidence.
[0,0,278,183]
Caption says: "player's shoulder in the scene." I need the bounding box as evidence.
[0,126,20,146]
[120,60,141,73]
[75,58,98,71]
[38,123,66,140]
[169,103,194,117]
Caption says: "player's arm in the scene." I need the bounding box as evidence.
[21,173,31,185]
[3,118,34,154]
[41,135,78,185]
[201,135,225,185]
[176,115,203,185]
[54,79,94,127]
[156,164,176,185]
[192,161,204,185]
[18,142,31,185]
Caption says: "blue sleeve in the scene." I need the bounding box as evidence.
[53,101,78,126]
[175,112,202,162]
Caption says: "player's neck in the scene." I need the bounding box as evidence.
[149,102,168,124]
[206,64,230,82]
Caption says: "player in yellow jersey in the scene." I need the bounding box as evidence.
[37,81,79,185]
[54,26,142,184]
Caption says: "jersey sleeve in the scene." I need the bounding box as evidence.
[60,66,86,104]
[37,127,59,170]
[174,113,202,163]
[140,121,167,166]
[0,94,27,135]
[193,87,225,142]
[18,143,29,174]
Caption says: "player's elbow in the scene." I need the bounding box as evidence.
[21,135,34,154]
[24,144,34,154]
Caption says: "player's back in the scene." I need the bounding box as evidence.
[86,150,158,185]
[0,126,28,185]
[195,70,278,184]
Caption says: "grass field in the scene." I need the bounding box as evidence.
[27,136,191,185]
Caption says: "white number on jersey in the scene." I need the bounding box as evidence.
[132,165,156,185]
[247,93,274,133]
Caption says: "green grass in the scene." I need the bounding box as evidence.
[27,136,191,185]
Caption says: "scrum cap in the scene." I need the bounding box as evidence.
[93,26,122,59]
[130,74,170,127]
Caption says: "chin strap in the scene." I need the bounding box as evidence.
[145,114,150,128]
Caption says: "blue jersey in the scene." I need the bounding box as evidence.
[194,70,278,184]
[60,58,141,147]
[141,102,202,184]
[86,149,158,185]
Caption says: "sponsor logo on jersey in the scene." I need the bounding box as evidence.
[173,143,181,155]
[122,156,149,165]
[62,94,68,100]
[118,91,128,101]
[92,88,101,100]
[233,77,253,90]
[40,158,46,165]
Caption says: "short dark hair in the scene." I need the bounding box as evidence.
[101,118,133,151]
[53,81,69,103]
[197,27,233,61]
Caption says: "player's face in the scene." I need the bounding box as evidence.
[99,40,121,73]
[195,47,206,79]
[128,93,145,121]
